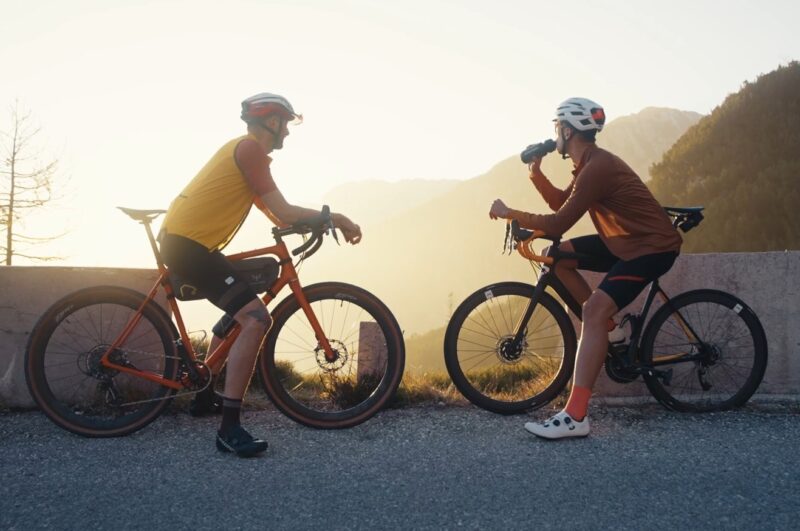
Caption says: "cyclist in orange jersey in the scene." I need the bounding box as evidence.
[489,98,681,439]
[160,93,362,457]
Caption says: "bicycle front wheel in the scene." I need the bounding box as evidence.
[258,282,405,429]
[25,286,179,437]
[640,289,768,412]
[444,282,576,414]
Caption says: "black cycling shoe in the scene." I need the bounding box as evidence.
[189,387,223,417]
[216,425,269,458]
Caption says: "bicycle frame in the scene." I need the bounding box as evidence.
[510,228,704,366]
[97,215,336,391]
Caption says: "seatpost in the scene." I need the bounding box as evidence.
[141,220,166,270]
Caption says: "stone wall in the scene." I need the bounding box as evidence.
[0,267,164,407]
[583,251,799,400]
[1,252,798,408]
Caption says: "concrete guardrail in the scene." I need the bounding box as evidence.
[1,252,798,408]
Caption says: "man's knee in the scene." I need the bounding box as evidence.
[582,291,617,324]
[234,300,272,332]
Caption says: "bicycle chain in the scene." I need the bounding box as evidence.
[97,348,212,407]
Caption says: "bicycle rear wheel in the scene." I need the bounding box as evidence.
[25,286,179,437]
[640,289,767,412]
[444,282,576,414]
[258,282,405,429]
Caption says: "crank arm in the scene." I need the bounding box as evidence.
[640,367,673,386]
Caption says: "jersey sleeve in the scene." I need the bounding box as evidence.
[507,160,606,236]
[234,138,278,196]
[530,173,572,212]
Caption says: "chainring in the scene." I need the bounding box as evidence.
[604,353,640,384]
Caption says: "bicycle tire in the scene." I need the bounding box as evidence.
[25,286,180,437]
[444,282,576,414]
[640,289,768,412]
[258,282,405,429]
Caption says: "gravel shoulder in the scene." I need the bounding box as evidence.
[2,402,799,530]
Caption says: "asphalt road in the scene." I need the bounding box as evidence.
[1,402,799,530]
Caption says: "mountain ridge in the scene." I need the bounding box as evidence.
[648,61,800,252]
[301,106,703,345]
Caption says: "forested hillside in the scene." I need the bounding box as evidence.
[649,62,800,252]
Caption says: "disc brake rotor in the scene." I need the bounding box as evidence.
[495,335,527,364]
[315,339,349,372]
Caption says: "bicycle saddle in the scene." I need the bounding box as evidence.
[663,206,704,215]
[664,206,705,233]
[117,207,167,222]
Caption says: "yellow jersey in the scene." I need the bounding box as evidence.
[162,135,276,250]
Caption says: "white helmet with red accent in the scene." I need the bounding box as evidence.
[555,97,606,132]
[240,92,301,123]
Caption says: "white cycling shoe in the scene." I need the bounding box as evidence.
[524,411,590,439]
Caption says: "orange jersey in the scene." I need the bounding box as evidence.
[509,145,682,260]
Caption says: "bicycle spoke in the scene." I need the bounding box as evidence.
[445,287,573,409]
[262,284,402,424]
[643,291,765,412]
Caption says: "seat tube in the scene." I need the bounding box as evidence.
[142,221,166,270]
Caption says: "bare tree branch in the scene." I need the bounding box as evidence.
[9,251,62,261]
[1,100,65,265]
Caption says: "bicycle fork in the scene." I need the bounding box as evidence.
[289,281,337,362]
[511,281,549,347]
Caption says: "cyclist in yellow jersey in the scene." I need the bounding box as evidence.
[160,93,362,457]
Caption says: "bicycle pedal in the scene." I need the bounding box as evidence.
[662,368,673,386]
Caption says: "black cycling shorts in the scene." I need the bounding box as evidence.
[569,235,678,310]
[159,232,258,316]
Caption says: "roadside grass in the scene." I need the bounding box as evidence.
[171,334,559,411]
[170,370,470,412]
[390,372,467,408]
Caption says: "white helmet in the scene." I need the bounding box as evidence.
[554,97,606,132]
[240,92,299,123]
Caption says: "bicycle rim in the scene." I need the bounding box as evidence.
[259,282,404,428]
[25,287,179,437]
[444,283,576,414]
[641,289,767,412]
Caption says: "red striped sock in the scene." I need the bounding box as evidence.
[565,385,592,421]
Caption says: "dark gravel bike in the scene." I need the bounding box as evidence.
[444,207,767,414]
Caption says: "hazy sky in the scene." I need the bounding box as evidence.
[2,0,799,267]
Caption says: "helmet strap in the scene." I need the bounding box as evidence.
[255,120,279,136]
[273,117,286,149]
[254,117,285,149]
[560,126,570,160]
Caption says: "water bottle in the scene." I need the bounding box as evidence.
[520,139,557,163]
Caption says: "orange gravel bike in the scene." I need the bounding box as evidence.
[444,207,767,414]
[25,206,405,437]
